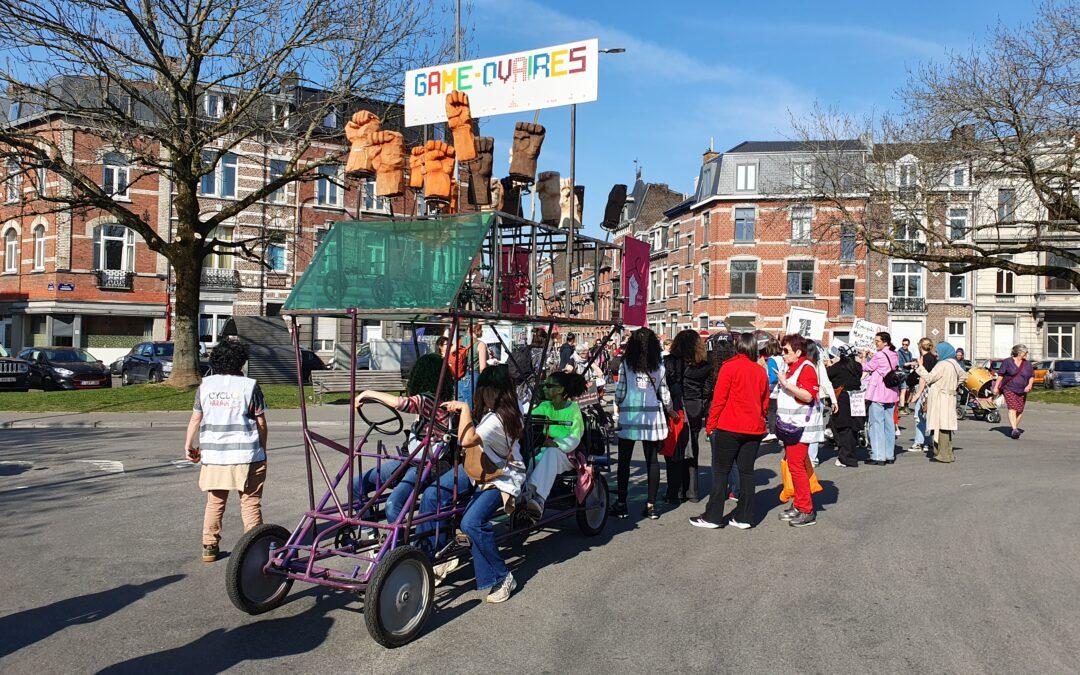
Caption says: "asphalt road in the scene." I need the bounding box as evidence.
[1,405,1079,673]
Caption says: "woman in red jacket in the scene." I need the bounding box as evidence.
[690,332,769,530]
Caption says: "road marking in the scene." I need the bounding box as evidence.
[76,459,125,474]
[171,460,197,469]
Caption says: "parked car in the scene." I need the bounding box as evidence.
[1043,360,1080,389]
[300,348,327,382]
[1032,360,1051,386]
[17,347,112,390]
[0,344,31,392]
[119,341,210,385]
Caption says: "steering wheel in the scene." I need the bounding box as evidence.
[356,398,404,436]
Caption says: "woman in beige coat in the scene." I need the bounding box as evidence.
[915,342,967,463]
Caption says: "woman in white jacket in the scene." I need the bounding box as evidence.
[805,341,836,466]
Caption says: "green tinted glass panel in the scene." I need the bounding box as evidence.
[284,213,492,312]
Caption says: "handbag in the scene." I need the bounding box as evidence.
[779,458,824,502]
[647,372,680,456]
[462,444,504,483]
[774,361,814,445]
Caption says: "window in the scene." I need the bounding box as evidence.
[734,208,755,242]
[890,262,923,298]
[204,227,233,269]
[947,320,968,352]
[102,152,130,199]
[953,168,966,187]
[5,159,21,203]
[793,162,813,190]
[200,151,237,198]
[786,260,814,297]
[199,313,230,345]
[672,231,680,249]
[791,206,812,243]
[1047,324,1075,359]
[947,208,968,241]
[3,229,16,272]
[32,225,45,270]
[266,243,286,272]
[840,223,857,262]
[1046,251,1077,291]
[316,223,332,248]
[698,315,708,331]
[899,163,916,187]
[268,159,287,203]
[997,188,1016,223]
[317,165,342,207]
[996,268,1014,294]
[947,264,967,300]
[273,102,293,128]
[894,219,920,244]
[650,270,660,302]
[730,260,757,296]
[670,269,679,297]
[36,165,47,195]
[92,224,135,271]
[314,317,336,351]
[204,93,224,118]
[699,261,709,297]
[840,278,856,316]
[362,180,387,212]
[736,164,757,191]
[322,107,339,129]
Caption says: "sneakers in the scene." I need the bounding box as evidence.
[486,573,517,603]
[1010,429,1021,439]
[778,506,799,521]
[789,510,817,527]
[609,501,629,518]
[909,443,924,453]
[433,557,461,587]
[728,519,752,530]
[727,492,738,502]
[525,496,544,521]
[688,515,721,529]
[762,433,777,442]
[642,503,659,520]
[202,544,219,562]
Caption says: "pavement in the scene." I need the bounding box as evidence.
[1,404,1079,673]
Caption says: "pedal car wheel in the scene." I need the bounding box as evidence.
[226,523,293,615]
[364,545,434,648]
[576,472,609,536]
[955,405,965,420]
[987,410,1001,424]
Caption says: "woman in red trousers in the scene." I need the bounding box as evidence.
[775,334,823,528]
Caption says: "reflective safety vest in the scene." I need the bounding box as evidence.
[198,374,265,465]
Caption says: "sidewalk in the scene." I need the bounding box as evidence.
[0,404,355,429]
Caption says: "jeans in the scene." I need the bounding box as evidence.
[867,401,897,461]
[808,442,820,465]
[617,438,661,505]
[416,466,473,554]
[352,459,410,522]
[703,431,761,524]
[460,488,509,591]
[912,394,928,447]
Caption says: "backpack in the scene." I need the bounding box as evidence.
[881,350,905,389]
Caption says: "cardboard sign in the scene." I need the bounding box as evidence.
[620,236,649,327]
[850,319,887,352]
[785,306,827,341]
[848,390,866,417]
[404,39,599,126]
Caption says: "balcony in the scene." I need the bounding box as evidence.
[201,267,240,291]
[95,269,134,290]
[889,296,926,313]
[995,294,1016,304]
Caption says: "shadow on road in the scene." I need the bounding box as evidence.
[0,574,184,659]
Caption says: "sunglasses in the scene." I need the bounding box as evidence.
[782,347,794,354]
[543,382,562,389]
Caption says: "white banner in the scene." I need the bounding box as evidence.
[850,319,887,353]
[785,306,828,342]
[404,39,599,126]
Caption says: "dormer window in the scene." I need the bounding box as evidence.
[323,107,339,129]
[204,93,224,119]
[273,102,293,129]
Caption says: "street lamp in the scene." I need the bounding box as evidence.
[565,46,626,313]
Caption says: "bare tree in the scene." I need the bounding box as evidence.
[791,2,1080,290]
[0,0,454,384]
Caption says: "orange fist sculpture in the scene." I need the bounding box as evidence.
[536,171,561,225]
[408,146,425,190]
[345,110,381,176]
[509,122,546,182]
[368,130,405,197]
[422,140,456,202]
[446,91,477,162]
[466,137,494,206]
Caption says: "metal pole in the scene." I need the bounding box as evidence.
[565,103,576,314]
[455,0,461,61]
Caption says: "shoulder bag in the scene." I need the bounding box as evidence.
[775,361,816,445]
[882,350,906,389]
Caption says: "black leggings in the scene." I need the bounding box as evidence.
[703,430,762,524]
[617,438,661,505]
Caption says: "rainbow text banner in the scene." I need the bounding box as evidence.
[404,39,599,126]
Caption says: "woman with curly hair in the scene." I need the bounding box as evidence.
[665,329,714,503]
[524,371,587,518]
[612,327,672,520]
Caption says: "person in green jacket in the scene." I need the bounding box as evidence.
[524,371,586,518]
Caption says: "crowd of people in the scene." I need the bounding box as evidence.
[181,323,1037,605]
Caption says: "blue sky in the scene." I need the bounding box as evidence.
[456,0,1042,235]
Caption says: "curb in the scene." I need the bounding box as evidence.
[0,420,345,430]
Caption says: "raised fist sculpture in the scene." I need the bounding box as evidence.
[481,177,504,212]
[422,140,455,203]
[501,176,522,216]
[536,171,561,225]
[466,137,494,206]
[559,178,575,229]
[344,110,381,176]
[368,131,405,197]
[601,184,628,231]
[445,91,477,162]
[574,185,584,226]
[509,122,546,183]
[408,146,425,190]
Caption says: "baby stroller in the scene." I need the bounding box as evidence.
[955,383,1001,423]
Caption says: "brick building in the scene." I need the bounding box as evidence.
[1,79,424,364]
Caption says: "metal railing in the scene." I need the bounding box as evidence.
[888,296,926,313]
[201,267,241,290]
[95,269,134,290]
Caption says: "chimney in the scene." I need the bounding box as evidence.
[702,148,719,164]
[280,71,300,93]
[950,124,976,143]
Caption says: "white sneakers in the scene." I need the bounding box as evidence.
[433,557,461,587]
[727,519,752,530]
[486,573,517,603]
[762,433,777,442]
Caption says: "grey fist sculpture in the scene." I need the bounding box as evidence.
[601,184,628,231]
[466,137,494,206]
[509,122,546,183]
[536,171,561,225]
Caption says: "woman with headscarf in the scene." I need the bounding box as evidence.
[915,342,967,463]
[826,344,863,468]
